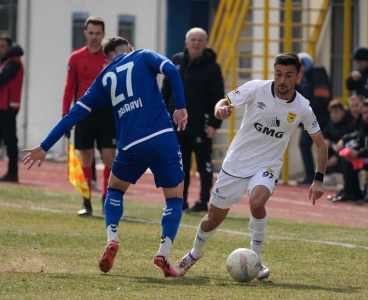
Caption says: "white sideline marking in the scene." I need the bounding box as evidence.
[1,202,367,251]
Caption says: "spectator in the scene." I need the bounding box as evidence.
[346,47,368,98]
[0,36,24,182]
[62,17,116,216]
[296,52,331,184]
[330,100,368,202]
[162,27,224,212]
[348,94,364,129]
[323,100,354,182]
[327,95,364,200]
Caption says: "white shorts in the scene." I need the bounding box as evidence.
[210,168,279,209]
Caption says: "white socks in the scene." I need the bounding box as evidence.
[107,224,119,242]
[159,236,173,257]
[191,222,217,259]
[249,215,267,257]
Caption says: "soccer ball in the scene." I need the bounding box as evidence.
[226,248,262,282]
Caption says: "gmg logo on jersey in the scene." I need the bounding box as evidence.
[254,123,284,138]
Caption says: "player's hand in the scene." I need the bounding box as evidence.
[215,104,233,120]
[173,108,188,132]
[308,181,324,205]
[351,71,362,81]
[206,126,216,139]
[21,146,47,170]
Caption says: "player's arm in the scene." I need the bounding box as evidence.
[161,55,178,107]
[62,54,78,116]
[215,98,233,120]
[311,132,328,176]
[21,104,89,169]
[302,105,328,204]
[308,132,328,205]
[215,80,259,120]
[145,50,187,130]
[22,79,109,170]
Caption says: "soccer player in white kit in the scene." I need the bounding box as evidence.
[175,53,328,280]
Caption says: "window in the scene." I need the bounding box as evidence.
[279,0,303,53]
[118,15,135,46]
[0,0,17,39]
[238,52,252,79]
[72,12,89,51]
[330,0,359,97]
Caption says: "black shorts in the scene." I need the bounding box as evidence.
[74,107,116,150]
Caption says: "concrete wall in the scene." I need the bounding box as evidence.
[16,0,166,156]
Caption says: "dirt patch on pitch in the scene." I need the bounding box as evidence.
[4,256,46,273]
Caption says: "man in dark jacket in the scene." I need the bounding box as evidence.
[162,27,224,212]
[296,52,331,184]
[0,36,24,182]
[346,47,368,98]
[329,100,368,202]
[323,100,355,174]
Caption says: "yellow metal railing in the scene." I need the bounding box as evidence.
[306,0,331,60]
[343,0,351,102]
[208,0,332,182]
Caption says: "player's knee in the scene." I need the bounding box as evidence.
[249,197,266,212]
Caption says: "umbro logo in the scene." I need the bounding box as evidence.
[234,88,240,94]
[257,102,266,109]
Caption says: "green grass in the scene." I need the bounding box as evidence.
[0,185,367,299]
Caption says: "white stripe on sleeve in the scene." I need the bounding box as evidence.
[76,101,92,112]
[159,60,170,74]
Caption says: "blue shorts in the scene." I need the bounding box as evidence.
[112,131,184,188]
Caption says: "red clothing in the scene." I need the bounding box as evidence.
[0,56,24,111]
[62,46,106,116]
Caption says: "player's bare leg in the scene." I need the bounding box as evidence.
[176,205,229,276]
[101,148,116,214]
[99,173,130,273]
[78,149,94,216]
[153,182,185,277]
[248,185,270,280]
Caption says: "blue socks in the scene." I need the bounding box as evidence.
[105,187,124,227]
[161,198,183,242]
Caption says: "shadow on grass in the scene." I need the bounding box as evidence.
[258,280,361,294]
[45,273,363,295]
[102,274,362,294]
[185,211,250,222]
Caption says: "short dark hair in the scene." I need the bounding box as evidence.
[274,53,301,73]
[85,16,105,32]
[328,99,345,111]
[103,37,130,57]
[0,36,13,47]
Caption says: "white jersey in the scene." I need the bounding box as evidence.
[223,80,320,178]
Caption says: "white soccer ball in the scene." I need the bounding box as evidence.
[226,248,262,282]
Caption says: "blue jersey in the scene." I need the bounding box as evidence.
[40,50,186,152]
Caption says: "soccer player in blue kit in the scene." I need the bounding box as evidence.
[21,37,188,277]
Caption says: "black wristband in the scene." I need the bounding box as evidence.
[314,172,324,182]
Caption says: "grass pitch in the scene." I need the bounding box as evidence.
[0,185,367,299]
